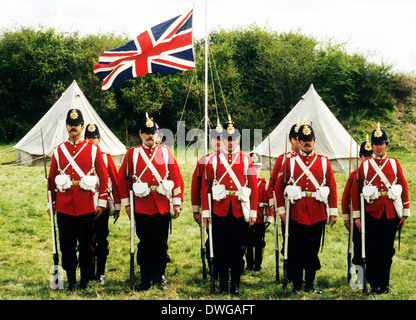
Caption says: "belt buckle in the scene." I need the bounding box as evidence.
[305,191,312,197]
[228,190,236,196]
[150,186,158,192]
[71,179,79,186]
[380,191,387,197]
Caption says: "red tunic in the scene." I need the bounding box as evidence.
[103,152,121,211]
[48,140,108,216]
[341,169,357,221]
[267,151,298,217]
[255,177,269,223]
[275,151,338,225]
[190,153,212,213]
[201,150,258,219]
[118,144,183,215]
[351,155,410,219]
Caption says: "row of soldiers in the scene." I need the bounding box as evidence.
[47,108,409,295]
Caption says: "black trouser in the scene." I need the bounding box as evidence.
[212,206,249,291]
[244,223,266,269]
[92,208,110,276]
[365,211,399,290]
[57,212,95,282]
[288,219,325,290]
[135,212,170,285]
[351,223,363,266]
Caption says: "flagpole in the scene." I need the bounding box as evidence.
[204,0,208,155]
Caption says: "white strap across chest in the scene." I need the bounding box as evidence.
[366,158,394,187]
[215,153,248,190]
[56,142,92,177]
[292,155,321,189]
[133,146,169,183]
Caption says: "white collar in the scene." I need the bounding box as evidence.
[67,138,84,145]
[299,150,315,157]
[373,153,387,160]
[221,145,240,154]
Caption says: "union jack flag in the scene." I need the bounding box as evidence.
[93,9,195,90]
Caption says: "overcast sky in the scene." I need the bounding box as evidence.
[2,0,416,74]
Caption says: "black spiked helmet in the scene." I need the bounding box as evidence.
[289,121,301,139]
[297,124,316,141]
[371,122,389,145]
[140,112,159,134]
[66,108,84,126]
[359,135,373,157]
[222,115,240,140]
[84,122,100,139]
[250,151,262,167]
[209,119,223,140]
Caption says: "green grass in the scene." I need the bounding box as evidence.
[0,146,415,300]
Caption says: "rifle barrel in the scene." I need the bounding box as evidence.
[129,188,135,291]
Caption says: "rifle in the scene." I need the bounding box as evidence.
[282,134,289,291]
[126,129,135,291]
[196,139,208,280]
[283,190,290,292]
[207,179,215,294]
[268,135,279,283]
[360,193,368,294]
[347,136,353,283]
[398,225,401,251]
[41,129,63,290]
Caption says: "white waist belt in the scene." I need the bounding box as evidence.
[301,191,317,198]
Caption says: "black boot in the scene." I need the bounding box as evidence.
[218,271,228,294]
[305,269,322,294]
[230,271,242,296]
[245,247,254,271]
[80,268,90,290]
[136,271,151,291]
[96,256,107,284]
[153,273,166,290]
[230,282,241,296]
[254,245,263,271]
[369,286,380,295]
[66,269,76,291]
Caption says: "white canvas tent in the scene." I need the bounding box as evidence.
[255,84,359,173]
[14,80,126,166]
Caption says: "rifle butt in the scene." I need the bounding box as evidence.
[129,189,135,290]
[201,248,207,280]
[347,252,352,282]
[130,253,135,291]
[209,258,215,294]
[283,260,288,292]
[362,259,367,294]
[275,250,280,283]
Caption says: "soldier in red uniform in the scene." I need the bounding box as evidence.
[267,121,301,214]
[341,138,372,267]
[191,123,222,278]
[191,123,223,225]
[351,123,410,294]
[267,122,301,281]
[275,124,337,293]
[201,116,258,296]
[48,109,109,291]
[244,151,272,271]
[84,123,121,285]
[118,113,183,291]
